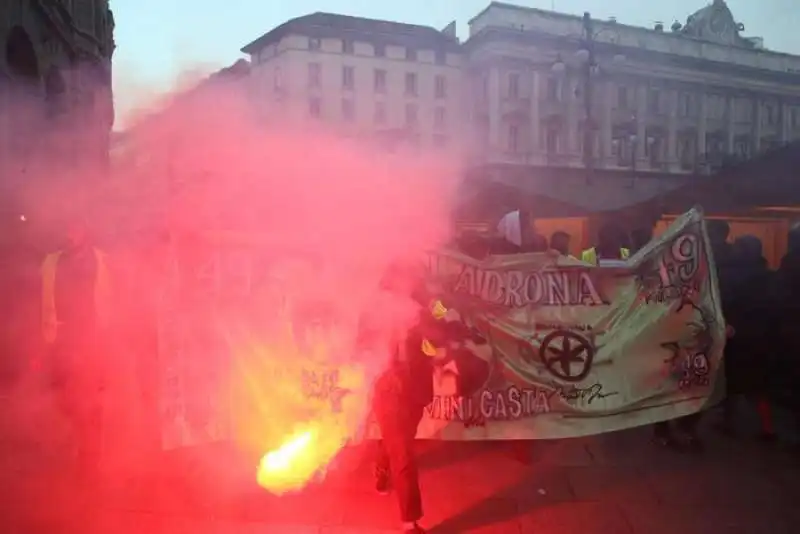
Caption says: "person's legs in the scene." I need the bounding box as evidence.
[59,381,103,481]
[755,397,776,440]
[374,439,391,494]
[76,391,104,481]
[653,421,670,438]
[676,412,703,452]
[653,421,673,443]
[390,407,423,529]
[373,386,425,532]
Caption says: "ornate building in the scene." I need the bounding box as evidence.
[466,0,800,174]
[241,13,465,151]
[0,0,115,189]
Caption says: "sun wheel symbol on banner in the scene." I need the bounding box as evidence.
[538,331,595,383]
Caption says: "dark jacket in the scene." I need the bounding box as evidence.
[370,308,437,416]
[774,248,800,403]
[710,240,736,316]
[724,248,775,395]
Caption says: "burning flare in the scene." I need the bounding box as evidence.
[257,428,317,493]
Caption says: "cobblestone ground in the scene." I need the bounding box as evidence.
[3,401,799,533]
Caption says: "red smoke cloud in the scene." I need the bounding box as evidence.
[120,73,463,492]
[0,60,464,530]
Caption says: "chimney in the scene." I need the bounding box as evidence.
[441,21,457,39]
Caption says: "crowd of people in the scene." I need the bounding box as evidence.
[373,213,800,533]
[4,209,800,534]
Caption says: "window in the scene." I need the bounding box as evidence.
[309,97,321,117]
[647,136,662,166]
[678,92,692,117]
[435,75,447,99]
[612,134,636,167]
[309,38,321,51]
[707,94,725,120]
[405,72,417,96]
[734,137,750,158]
[678,137,694,167]
[342,99,355,121]
[734,98,752,122]
[508,73,520,99]
[308,63,321,88]
[405,103,418,126]
[433,134,448,147]
[617,86,628,109]
[435,50,446,65]
[647,88,660,114]
[374,43,386,57]
[342,66,355,90]
[545,127,558,154]
[434,106,446,129]
[706,133,724,157]
[508,124,519,152]
[342,40,354,54]
[374,102,386,124]
[764,103,778,125]
[373,69,386,93]
[546,78,559,102]
[405,48,417,61]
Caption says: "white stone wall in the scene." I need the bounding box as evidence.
[467,3,800,173]
[246,33,468,154]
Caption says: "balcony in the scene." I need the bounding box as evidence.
[539,98,567,121]
[500,96,531,119]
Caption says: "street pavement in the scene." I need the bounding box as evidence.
[3,401,800,533]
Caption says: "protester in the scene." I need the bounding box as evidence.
[42,220,112,482]
[492,210,548,254]
[370,261,443,534]
[719,235,776,440]
[581,223,630,265]
[706,220,736,301]
[775,223,800,433]
[549,231,571,256]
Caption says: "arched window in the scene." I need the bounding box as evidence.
[5,26,39,81]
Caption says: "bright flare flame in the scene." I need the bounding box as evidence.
[262,430,313,472]
[257,428,317,493]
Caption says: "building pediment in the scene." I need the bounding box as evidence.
[681,0,750,48]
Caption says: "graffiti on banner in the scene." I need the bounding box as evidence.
[411,208,726,440]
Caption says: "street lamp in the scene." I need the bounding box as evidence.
[551,12,625,182]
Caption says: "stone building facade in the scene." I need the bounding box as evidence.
[241,13,466,152]
[0,0,115,189]
[468,0,800,174]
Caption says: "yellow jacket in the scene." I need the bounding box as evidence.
[580,247,630,265]
[41,248,111,344]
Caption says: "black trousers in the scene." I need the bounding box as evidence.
[51,334,104,478]
[654,412,702,437]
[373,377,424,523]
